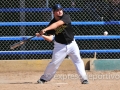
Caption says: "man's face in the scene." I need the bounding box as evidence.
[53,9,63,17]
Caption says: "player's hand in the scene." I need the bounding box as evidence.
[35,33,41,37]
[39,29,46,35]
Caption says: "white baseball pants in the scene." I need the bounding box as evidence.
[40,40,88,82]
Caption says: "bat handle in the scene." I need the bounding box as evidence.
[28,36,36,40]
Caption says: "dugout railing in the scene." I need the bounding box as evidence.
[0,21,120,60]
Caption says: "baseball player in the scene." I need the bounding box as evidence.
[36,4,88,84]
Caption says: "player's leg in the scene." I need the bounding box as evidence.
[68,40,88,83]
[38,41,67,83]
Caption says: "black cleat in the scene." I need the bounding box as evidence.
[37,79,46,84]
[82,80,89,84]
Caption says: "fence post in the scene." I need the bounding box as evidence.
[46,0,49,7]
[20,0,26,59]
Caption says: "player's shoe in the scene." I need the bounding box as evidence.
[82,80,89,84]
[37,79,46,84]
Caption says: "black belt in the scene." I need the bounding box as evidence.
[54,40,73,45]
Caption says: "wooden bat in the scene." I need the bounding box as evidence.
[10,36,35,50]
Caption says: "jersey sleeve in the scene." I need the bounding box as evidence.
[61,14,71,24]
[46,30,55,35]
[45,19,55,35]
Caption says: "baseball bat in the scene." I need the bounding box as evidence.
[10,36,35,50]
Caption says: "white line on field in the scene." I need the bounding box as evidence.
[55,83,68,84]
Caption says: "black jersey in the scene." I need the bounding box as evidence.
[46,14,74,44]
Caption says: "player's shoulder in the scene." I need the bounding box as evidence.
[63,14,70,17]
[62,14,71,20]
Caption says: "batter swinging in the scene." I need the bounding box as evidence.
[36,4,88,84]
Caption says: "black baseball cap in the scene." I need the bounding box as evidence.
[52,4,63,11]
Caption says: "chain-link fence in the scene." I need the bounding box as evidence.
[0,0,120,60]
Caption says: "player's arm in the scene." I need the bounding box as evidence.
[41,34,54,42]
[36,33,54,42]
[39,20,64,35]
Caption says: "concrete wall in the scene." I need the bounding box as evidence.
[91,59,120,71]
[0,58,91,72]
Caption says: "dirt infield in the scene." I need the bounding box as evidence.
[0,70,120,90]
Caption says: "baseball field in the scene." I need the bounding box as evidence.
[0,59,120,90]
[0,71,120,90]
